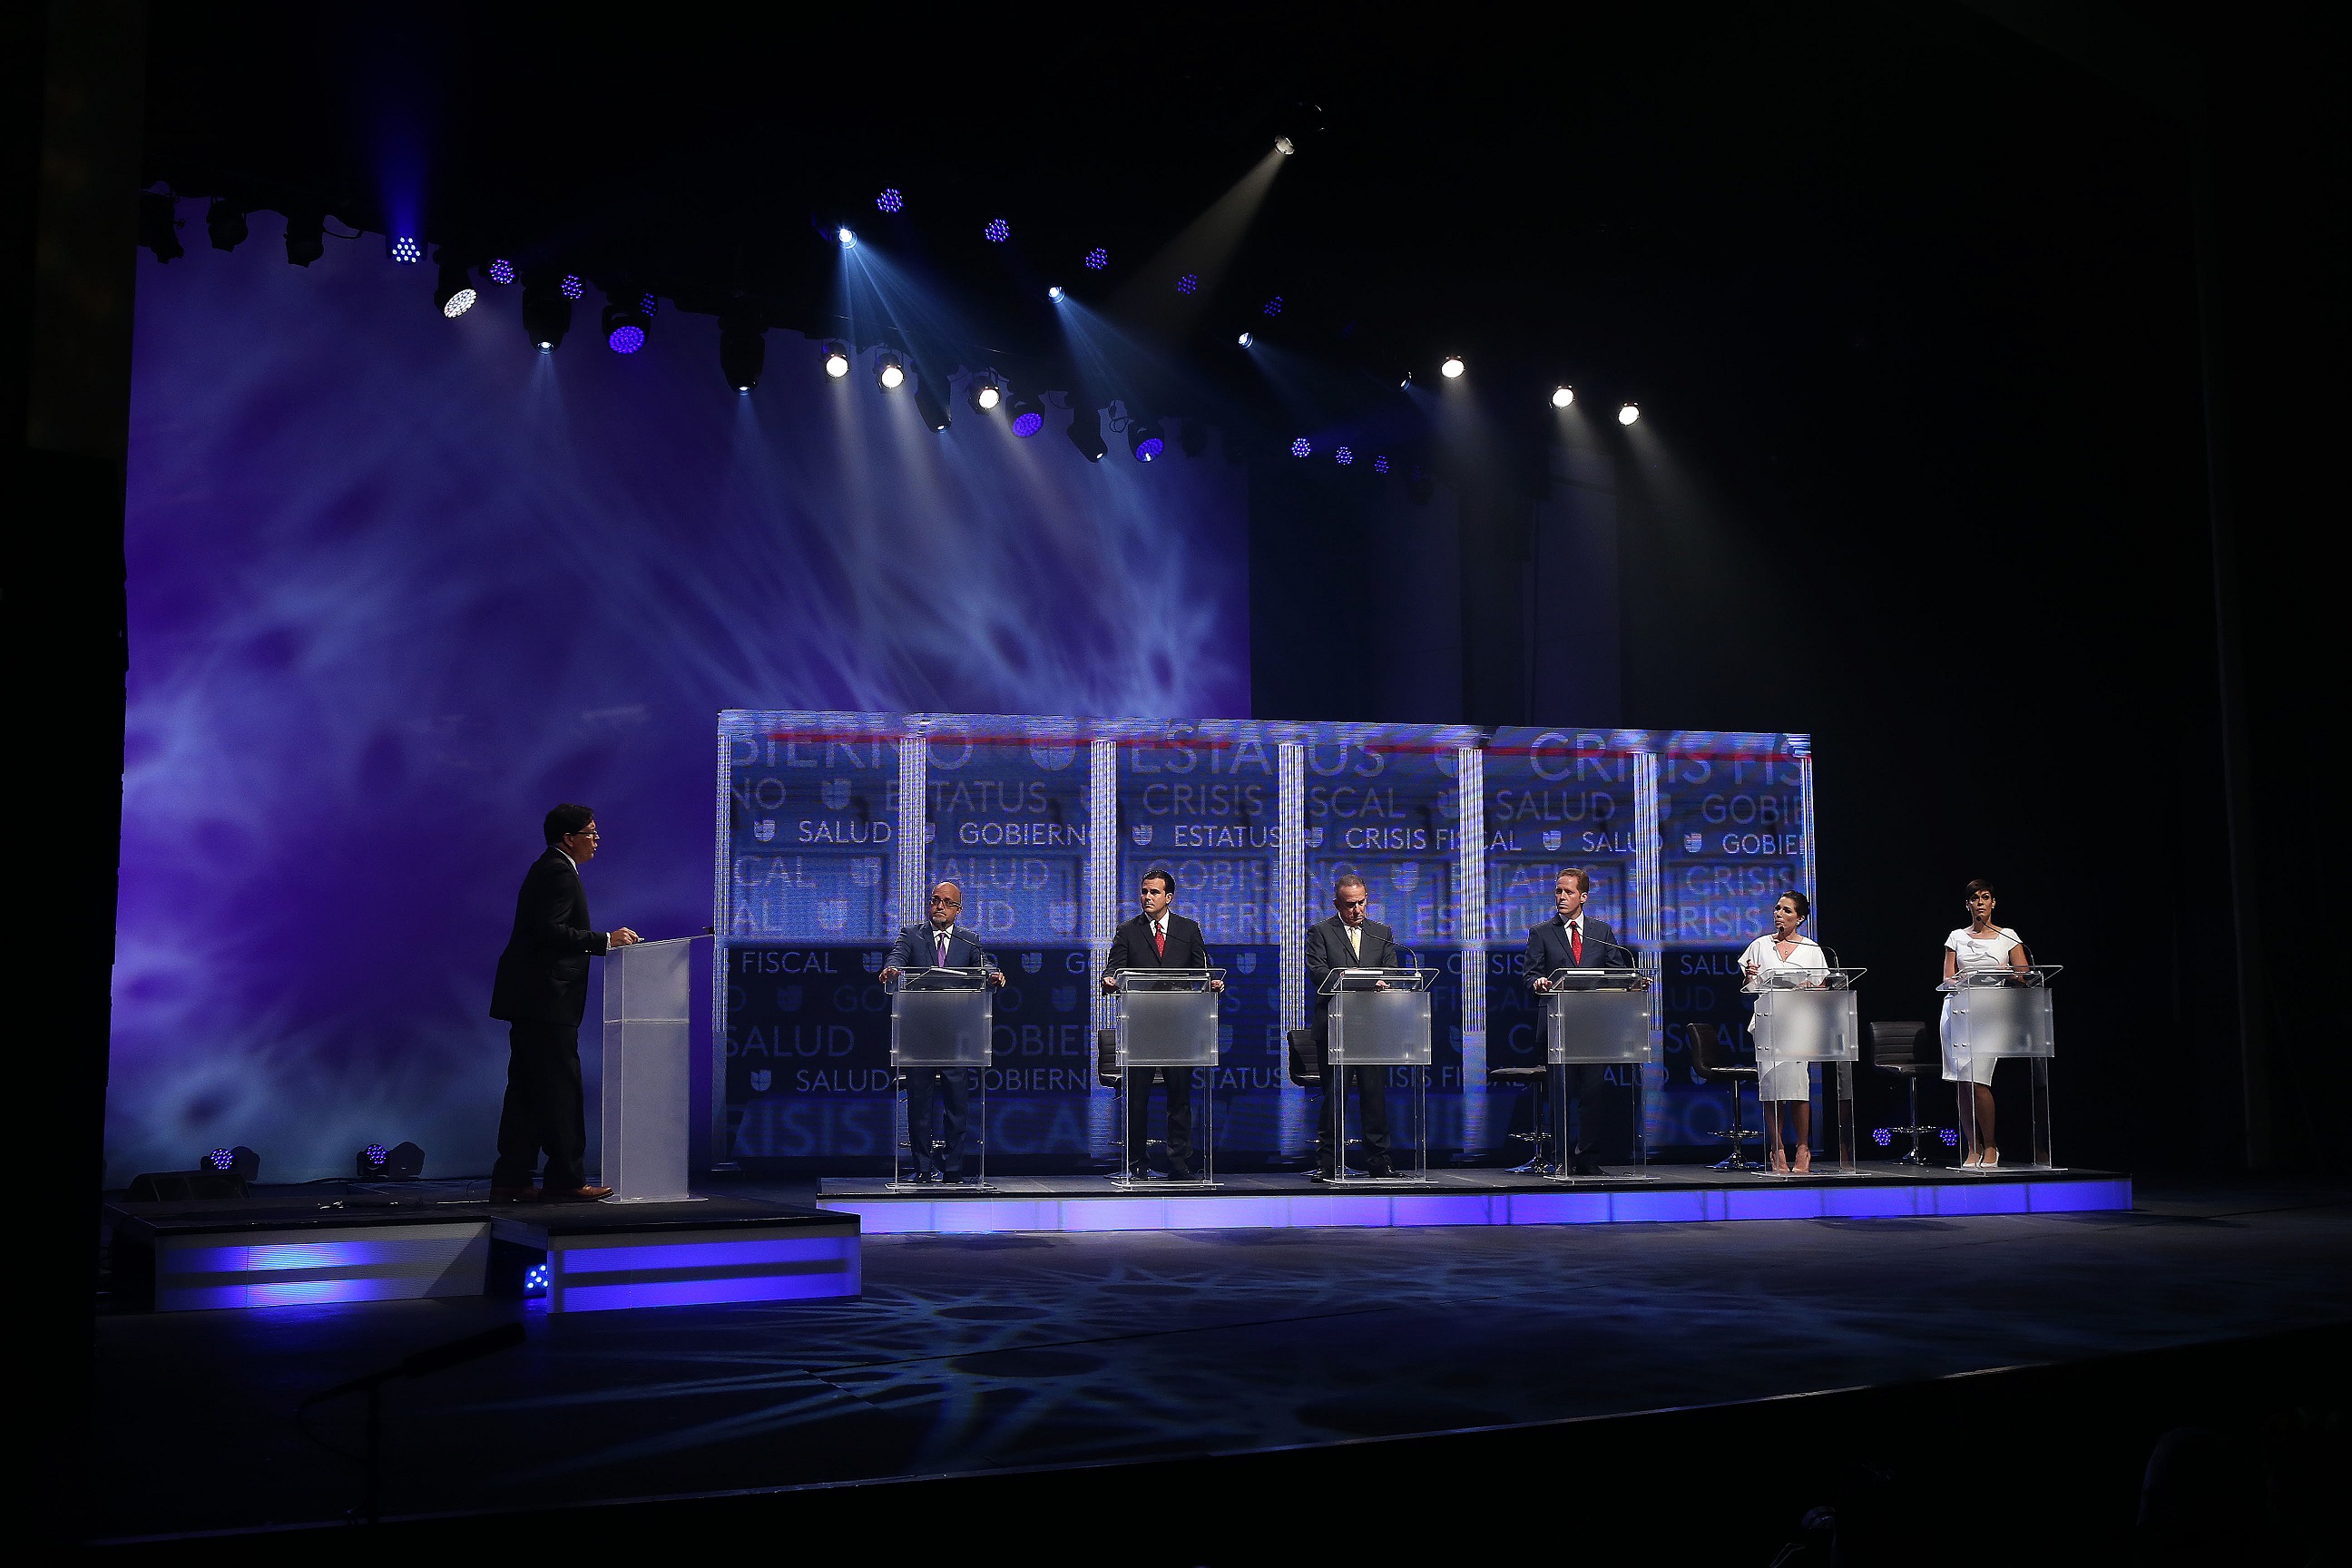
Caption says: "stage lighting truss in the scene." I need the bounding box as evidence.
[435,260,478,318]
[205,199,247,252]
[1552,385,1574,407]
[968,376,1004,414]
[1441,356,1465,379]
[1618,402,1640,425]
[1007,397,1043,437]
[875,351,906,390]
[822,341,852,378]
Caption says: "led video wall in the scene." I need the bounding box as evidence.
[718,711,1815,1167]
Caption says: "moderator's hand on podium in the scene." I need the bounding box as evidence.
[988,971,1005,988]
[1532,975,1553,994]
[1210,978,1224,993]
[878,965,901,985]
[611,927,642,947]
[1101,974,1120,994]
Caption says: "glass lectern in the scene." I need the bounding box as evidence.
[600,936,702,1202]
[1938,965,2062,1170]
[1318,966,1436,1183]
[1543,967,1659,1181]
[1111,968,1224,1186]
[1747,967,1867,1175]
[888,967,993,1190]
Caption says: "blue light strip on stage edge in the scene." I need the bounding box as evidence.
[822,1178,2132,1237]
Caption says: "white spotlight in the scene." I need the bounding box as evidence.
[1238,331,1253,347]
[877,352,905,390]
[822,343,850,378]
[1440,356,1465,379]
[837,226,856,247]
[1275,136,1296,156]
[1552,386,1573,408]
[1048,284,1064,301]
[976,382,1000,410]
[1618,402,1640,426]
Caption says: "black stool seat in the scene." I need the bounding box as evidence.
[1690,1022,1766,1171]
[1487,1064,1554,1173]
[1870,1021,1940,1165]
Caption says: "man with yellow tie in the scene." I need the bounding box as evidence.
[1305,873,1399,1179]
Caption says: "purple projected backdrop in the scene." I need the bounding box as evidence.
[111,210,1250,1183]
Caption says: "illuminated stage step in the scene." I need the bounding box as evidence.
[107,1192,860,1314]
[815,1166,2131,1236]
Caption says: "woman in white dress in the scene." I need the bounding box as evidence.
[1740,891,1828,1173]
[1940,878,2029,1167]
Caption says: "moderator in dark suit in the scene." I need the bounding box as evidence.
[1524,912,1631,1163]
[884,921,997,1179]
[1306,910,1398,1174]
[1102,910,1213,1177]
[488,845,613,1192]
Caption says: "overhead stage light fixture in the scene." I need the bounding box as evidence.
[913,369,953,431]
[968,376,1004,414]
[838,226,857,247]
[1238,331,1254,348]
[487,259,516,285]
[200,1145,261,1181]
[984,218,1010,242]
[436,260,478,318]
[284,211,324,267]
[205,200,247,252]
[1007,397,1043,437]
[561,274,585,300]
[522,274,572,350]
[356,1141,426,1181]
[1618,402,1640,425]
[1066,402,1107,462]
[603,301,650,354]
[1128,418,1164,463]
[877,188,903,212]
[1275,136,1296,155]
[876,351,905,390]
[720,320,765,392]
[822,342,851,377]
[1441,356,1465,379]
[137,191,182,262]
[1047,284,1064,301]
[1552,386,1574,408]
[390,236,422,264]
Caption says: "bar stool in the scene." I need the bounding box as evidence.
[1095,1027,1122,1089]
[1869,1021,1938,1165]
[1487,1063,1555,1173]
[1689,1022,1766,1171]
[1285,1028,1321,1089]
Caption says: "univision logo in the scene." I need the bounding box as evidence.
[1131,825,1154,847]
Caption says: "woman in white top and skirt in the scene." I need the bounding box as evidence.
[1740,891,1829,1173]
[1941,877,2029,1168]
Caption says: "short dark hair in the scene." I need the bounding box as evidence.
[1779,889,1810,920]
[1555,867,1592,893]
[1963,878,1995,900]
[544,803,596,845]
[1334,873,1369,896]
[1141,867,1175,895]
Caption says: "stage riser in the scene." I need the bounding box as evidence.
[821,1178,2132,1237]
[153,1222,489,1311]
[539,1227,861,1314]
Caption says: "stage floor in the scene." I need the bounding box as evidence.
[87,1176,2351,1543]
[816,1161,2130,1233]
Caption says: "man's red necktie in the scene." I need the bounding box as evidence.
[1154,924,1166,960]
[1571,925,1583,965]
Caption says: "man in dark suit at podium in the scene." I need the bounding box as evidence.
[1100,867,1221,1179]
[1526,867,1628,1174]
[1307,874,1397,1179]
[879,881,1004,1182]
[489,804,640,1201]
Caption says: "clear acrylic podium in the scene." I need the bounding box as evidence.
[888,967,993,1190]
[1543,967,1659,1181]
[1938,965,2062,1170]
[1319,967,1437,1183]
[1747,967,1867,1175]
[600,936,701,1202]
[1112,968,1224,1186]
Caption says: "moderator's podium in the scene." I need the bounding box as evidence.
[600,936,701,1202]
[1938,965,2062,1170]
[1319,966,1437,1183]
[1543,966,1659,1181]
[888,967,993,1190]
[1747,967,1867,1175]
[1111,967,1224,1186]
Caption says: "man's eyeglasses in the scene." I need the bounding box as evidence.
[929,895,962,908]
[568,828,601,840]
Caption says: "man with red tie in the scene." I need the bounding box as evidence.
[1525,868,1629,1174]
[1101,868,1220,1179]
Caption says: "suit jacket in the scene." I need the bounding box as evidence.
[885,923,998,976]
[1306,915,1399,1024]
[1102,911,1210,984]
[489,848,611,1024]
[1523,914,1627,989]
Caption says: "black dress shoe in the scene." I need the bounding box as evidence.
[1164,1165,1196,1181]
[1365,1164,1396,1180]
